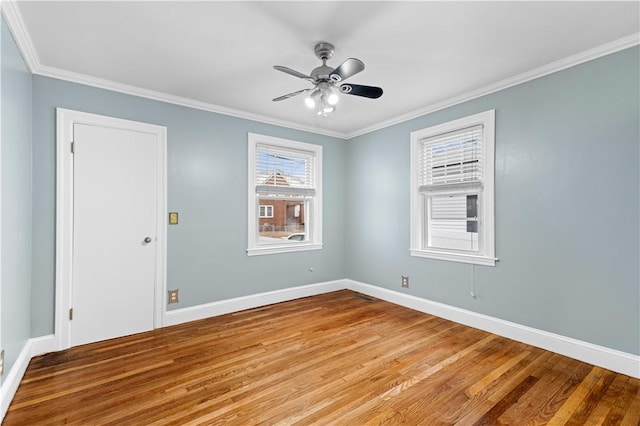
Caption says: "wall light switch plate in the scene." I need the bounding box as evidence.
[169,212,179,225]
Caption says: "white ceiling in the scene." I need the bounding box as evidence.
[10,1,640,138]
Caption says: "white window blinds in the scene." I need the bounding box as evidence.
[255,143,316,196]
[418,125,484,192]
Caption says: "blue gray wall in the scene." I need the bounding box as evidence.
[346,46,639,355]
[1,16,33,384]
[18,39,640,358]
[31,76,346,336]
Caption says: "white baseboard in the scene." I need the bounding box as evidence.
[1,340,31,423]
[30,334,56,358]
[2,278,636,423]
[163,279,347,326]
[0,334,57,422]
[1,281,344,419]
[346,279,640,379]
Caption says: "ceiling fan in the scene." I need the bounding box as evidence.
[273,42,383,117]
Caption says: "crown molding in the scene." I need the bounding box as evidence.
[1,0,40,73]
[3,1,638,141]
[0,1,347,140]
[36,64,348,139]
[346,32,640,139]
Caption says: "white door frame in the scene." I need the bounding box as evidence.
[55,108,167,350]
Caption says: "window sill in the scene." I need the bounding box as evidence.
[247,243,323,256]
[410,249,497,266]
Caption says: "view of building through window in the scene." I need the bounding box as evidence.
[255,149,312,244]
[248,133,322,255]
[258,197,306,241]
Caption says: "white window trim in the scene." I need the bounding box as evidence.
[410,110,496,266]
[247,133,323,256]
[259,204,274,218]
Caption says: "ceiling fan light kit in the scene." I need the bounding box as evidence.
[273,42,383,117]
[306,83,340,117]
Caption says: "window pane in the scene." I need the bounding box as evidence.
[419,125,483,187]
[428,194,478,252]
[467,194,478,218]
[256,145,315,189]
[258,204,274,218]
[466,194,478,233]
[258,199,307,244]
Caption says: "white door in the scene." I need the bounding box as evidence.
[71,123,158,347]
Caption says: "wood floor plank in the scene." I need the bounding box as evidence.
[584,375,631,425]
[295,326,488,424]
[313,334,498,425]
[499,352,586,424]
[444,350,557,425]
[4,290,639,425]
[410,341,536,425]
[619,381,640,426]
[548,366,608,424]
[467,348,532,397]
[473,375,541,426]
[256,318,446,424]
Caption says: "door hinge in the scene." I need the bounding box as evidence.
[69,308,73,320]
[71,142,75,154]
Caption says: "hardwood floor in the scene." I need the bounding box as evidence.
[5,290,639,425]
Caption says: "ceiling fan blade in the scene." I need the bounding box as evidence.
[273,65,313,82]
[339,84,383,99]
[272,89,310,102]
[330,58,365,82]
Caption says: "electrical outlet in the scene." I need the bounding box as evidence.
[0,349,4,375]
[168,289,179,304]
[401,275,409,288]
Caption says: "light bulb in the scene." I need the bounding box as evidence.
[325,86,339,105]
[305,97,315,108]
[309,85,337,117]
[306,89,320,109]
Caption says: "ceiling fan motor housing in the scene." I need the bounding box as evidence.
[314,42,335,61]
[311,42,336,81]
[310,65,334,82]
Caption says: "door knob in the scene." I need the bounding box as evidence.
[144,237,152,243]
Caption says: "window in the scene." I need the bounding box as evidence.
[410,110,496,266]
[247,133,322,255]
[259,205,274,218]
